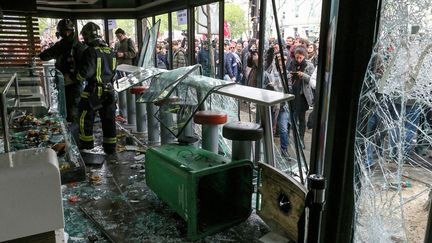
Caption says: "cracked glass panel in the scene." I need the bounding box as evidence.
[142,65,234,137]
[354,0,432,242]
[113,67,163,92]
[142,20,160,68]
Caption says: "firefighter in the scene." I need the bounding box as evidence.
[76,22,117,154]
[39,19,87,123]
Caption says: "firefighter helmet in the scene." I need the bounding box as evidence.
[80,22,102,44]
[56,19,74,38]
[57,19,74,33]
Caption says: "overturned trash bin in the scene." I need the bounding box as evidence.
[145,144,253,240]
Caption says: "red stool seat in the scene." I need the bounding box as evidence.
[129,86,148,94]
[194,110,228,125]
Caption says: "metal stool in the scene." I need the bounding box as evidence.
[126,89,136,125]
[146,102,160,145]
[129,86,148,133]
[223,121,263,161]
[194,110,228,153]
[154,97,179,145]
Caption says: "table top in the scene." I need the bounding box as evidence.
[214,84,294,106]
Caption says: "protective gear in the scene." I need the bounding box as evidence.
[76,39,117,154]
[39,19,86,123]
[80,22,102,45]
[56,19,74,38]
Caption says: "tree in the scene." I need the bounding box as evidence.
[116,19,136,37]
[154,12,183,39]
[195,4,217,78]
[224,3,247,40]
[154,14,169,38]
[38,18,59,36]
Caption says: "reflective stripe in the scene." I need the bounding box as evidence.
[103,137,117,144]
[79,134,93,142]
[98,86,103,97]
[77,72,85,82]
[96,57,102,97]
[81,91,89,98]
[80,110,87,136]
[112,57,117,71]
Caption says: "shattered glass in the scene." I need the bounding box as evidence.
[136,65,200,103]
[48,69,67,118]
[138,64,234,137]
[6,112,85,182]
[141,20,161,68]
[126,60,303,174]
[136,26,150,68]
[113,67,164,92]
[63,149,269,242]
[0,71,84,183]
[152,68,234,137]
[354,0,432,242]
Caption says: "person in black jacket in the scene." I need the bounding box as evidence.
[39,19,87,123]
[76,22,117,154]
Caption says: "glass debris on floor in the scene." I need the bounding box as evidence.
[62,125,270,242]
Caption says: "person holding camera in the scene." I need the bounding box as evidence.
[287,46,315,147]
[246,44,259,87]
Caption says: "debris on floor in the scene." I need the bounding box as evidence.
[62,124,270,242]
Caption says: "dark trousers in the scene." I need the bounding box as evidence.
[294,109,307,141]
[78,92,117,153]
[293,95,308,141]
[65,82,82,123]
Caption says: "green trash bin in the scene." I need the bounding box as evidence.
[145,144,253,240]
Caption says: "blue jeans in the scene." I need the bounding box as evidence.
[388,103,421,158]
[278,110,291,151]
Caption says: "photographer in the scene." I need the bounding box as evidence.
[246,44,259,87]
[114,28,137,65]
[287,46,315,147]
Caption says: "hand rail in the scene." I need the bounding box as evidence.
[1,73,18,153]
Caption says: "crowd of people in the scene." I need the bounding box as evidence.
[153,35,320,159]
[39,17,321,159]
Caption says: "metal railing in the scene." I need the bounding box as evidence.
[1,73,19,153]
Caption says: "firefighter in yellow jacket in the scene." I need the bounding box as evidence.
[76,22,117,154]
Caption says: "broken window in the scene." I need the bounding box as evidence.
[354,0,432,241]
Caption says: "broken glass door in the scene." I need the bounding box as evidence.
[354,0,432,241]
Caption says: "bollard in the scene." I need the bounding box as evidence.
[126,91,136,126]
[129,86,148,133]
[146,102,160,145]
[159,108,175,144]
[154,97,178,145]
[118,91,128,120]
